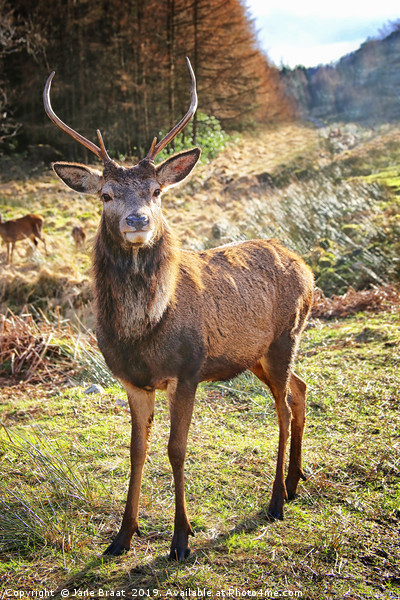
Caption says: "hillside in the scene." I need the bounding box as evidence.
[0,120,399,318]
[0,123,399,598]
[282,28,400,124]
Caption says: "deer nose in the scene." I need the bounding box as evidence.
[125,214,150,229]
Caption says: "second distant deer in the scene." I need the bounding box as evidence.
[72,225,87,249]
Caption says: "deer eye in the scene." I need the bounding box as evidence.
[153,188,161,198]
[102,193,112,203]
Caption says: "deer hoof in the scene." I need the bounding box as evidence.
[169,531,191,562]
[267,501,285,521]
[103,538,130,556]
[168,545,191,562]
[267,510,284,521]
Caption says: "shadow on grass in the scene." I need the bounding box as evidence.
[50,506,277,598]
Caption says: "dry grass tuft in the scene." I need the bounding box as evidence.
[312,284,400,319]
[0,308,114,388]
[0,264,91,314]
[0,308,78,386]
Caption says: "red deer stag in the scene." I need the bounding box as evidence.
[0,214,47,264]
[44,59,314,561]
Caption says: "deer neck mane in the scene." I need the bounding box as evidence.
[93,219,179,341]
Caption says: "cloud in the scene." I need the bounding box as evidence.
[268,40,367,69]
[245,0,400,20]
[245,0,400,67]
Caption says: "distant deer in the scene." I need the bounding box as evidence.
[0,214,47,264]
[44,58,314,561]
[72,225,87,249]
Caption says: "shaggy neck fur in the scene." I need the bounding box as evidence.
[93,218,179,341]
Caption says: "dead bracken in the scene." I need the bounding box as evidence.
[311,284,400,319]
[0,308,79,386]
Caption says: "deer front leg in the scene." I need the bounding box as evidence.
[167,379,196,561]
[104,383,155,556]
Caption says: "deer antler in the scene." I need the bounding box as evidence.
[146,57,198,162]
[43,71,112,164]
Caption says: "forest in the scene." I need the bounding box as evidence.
[0,0,292,160]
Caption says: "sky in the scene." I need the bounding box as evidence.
[244,0,400,68]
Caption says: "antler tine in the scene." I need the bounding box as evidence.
[96,129,112,163]
[43,71,111,164]
[146,57,198,162]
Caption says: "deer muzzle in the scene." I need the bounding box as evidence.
[122,213,153,246]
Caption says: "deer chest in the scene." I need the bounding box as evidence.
[96,321,205,391]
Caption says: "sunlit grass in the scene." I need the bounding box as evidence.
[0,427,97,553]
[1,122,400,596]
[0,310,399,596]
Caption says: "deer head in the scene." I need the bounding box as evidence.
[44,58,201,249]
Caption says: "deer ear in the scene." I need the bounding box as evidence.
[53,162,103,194]
[156,148,201,189]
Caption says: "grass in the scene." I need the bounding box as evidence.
[0,427,95,554]
[1,121,400,597]
[0,309,399,598]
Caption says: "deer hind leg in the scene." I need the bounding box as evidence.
[32,226,48,256]
[285,372,307,500]
[251,331,300,520]
[104,383,155,556]
[167,378,197,561]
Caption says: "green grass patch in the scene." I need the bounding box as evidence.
[0,310,399,597]
[361,166,400,194]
